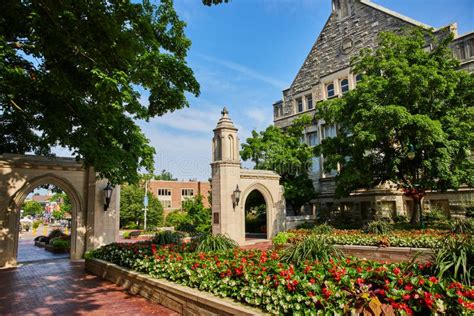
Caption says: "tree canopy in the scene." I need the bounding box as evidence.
[120,182,163,229]
[22,200,43,217]
[315,30,474,222]
[0,0,200,184]
[241,115,315,212]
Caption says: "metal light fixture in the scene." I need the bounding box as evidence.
[103,182,113,211]
[233,185,241,209]
[407,144,416,160]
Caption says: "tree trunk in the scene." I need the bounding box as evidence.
[409,196,424,225]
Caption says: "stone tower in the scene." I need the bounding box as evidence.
[210,108,243,243]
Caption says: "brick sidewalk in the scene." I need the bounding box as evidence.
[0,260,179,316]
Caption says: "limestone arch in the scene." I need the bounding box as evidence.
[8,173,82,263]
[240,183,274,239]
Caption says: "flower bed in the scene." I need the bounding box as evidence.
[89,242,474,314]
[284,229,447,249]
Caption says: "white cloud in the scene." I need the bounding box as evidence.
[196,53,286,89]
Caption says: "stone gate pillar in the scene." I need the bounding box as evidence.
[210,108,244,244]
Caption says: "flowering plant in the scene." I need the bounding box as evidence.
[91,242,474,315]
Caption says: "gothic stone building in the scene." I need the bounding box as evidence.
[273,0,474,221]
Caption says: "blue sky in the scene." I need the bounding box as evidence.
[50,0,474,182]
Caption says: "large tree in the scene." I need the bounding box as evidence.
[120,183,163,229]
[241,115,315,213]
[0,0,200,184]
[22,200,43,217]
[316,30,474,224]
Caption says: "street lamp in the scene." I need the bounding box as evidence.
[233,185,241,209]
[103,182,113,211]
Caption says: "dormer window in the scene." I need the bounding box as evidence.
[326,83,335,98]
[340,78,349,94]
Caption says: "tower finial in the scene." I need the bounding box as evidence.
[221,107,229,116]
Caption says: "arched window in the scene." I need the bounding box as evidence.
[214,137,222,161]
[340,78,349,94]
[326,83,335,98]
[228,135,234,160]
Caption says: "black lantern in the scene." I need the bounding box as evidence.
[233,185,241,209]
[103,182,113,211]
[407,144,415,160]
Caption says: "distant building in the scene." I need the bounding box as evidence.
[273,0,473,220]
[148,180,211,216]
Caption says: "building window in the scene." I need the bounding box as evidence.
[322,124,337,139]
[182,189,194,196]
[160,200,172,208]
[326,83,335,98]
[311,156,321,174]
[296,98,303,112]
[355,74,362,83]
[158,188,171,196]
[306,95,313,110]
[274,106,279,118]
[469,39,474,57]
[307,132,318,146]
[279,105,283,116]
[340,78,349,94]
[458,43,466,60]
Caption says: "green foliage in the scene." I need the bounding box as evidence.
[367,220,393,235]
[240,115,315,211]
[281,235,340,264]
[0,0,200,184]
[295,221,316,229]
[182,195,211,234]
[392,214,409,224]
[52,209,65,220]
[195,234,237,252]
[48,228,65,239]
[122,231,131,239]
[433,236,473,285]
[153,169,177,181]
[449,218,474,234]
[120,183,164,229]
[152,230,183,245]
[32,220,41,230]
[51,238,70,249]
[315,30,474,222]
[22,200,43,217]
[165,210,189,227]
[425,207,448,223]
[49,192,72,214]
[272,232,295,245]
[312,223,334,234]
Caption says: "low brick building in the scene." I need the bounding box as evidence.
[148,180,211,216]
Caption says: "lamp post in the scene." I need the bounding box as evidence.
[233,185,241,210]
[103,182,113,211]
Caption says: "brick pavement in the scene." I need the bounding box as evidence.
[0,260,179,316]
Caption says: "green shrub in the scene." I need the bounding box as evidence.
[52,238,70,249]
[48,228,65,239]
[166,210,191,227]
[312,223,333,234]
[296,221,316,229]
[392,215,408,223]
[448,218,474,234]
[425,207,448,223]
[281,235,340,264]
[195,234,238,252]
[272,232,295,245]
[32,220,41,230]
[367,220,392,235]
[433,235,473,285]
[122,231,131,239]
[152,230,183,245]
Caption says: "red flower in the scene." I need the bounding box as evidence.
[309,278,316,285]
[393,267,401,276]
[403,294,411,301]
[418,278,425,285]
[404,284,414,291]
[151,244,157,254]
[357,278,365,284]
[429,276,438,284]
[308,291,315,297]
[322,287,332,299]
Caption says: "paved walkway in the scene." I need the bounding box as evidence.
[0,260,179,315]
[17,239,69,263]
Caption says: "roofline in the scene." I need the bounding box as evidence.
[149,179,210,184]
[360,0,435,30]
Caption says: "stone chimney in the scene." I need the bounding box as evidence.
[332,0,354,18]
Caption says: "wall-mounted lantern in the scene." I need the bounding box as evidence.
[103,182,113,211]
[407,144,416,160]
[232,185,241,209]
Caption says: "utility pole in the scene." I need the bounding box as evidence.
[144,179,149,231]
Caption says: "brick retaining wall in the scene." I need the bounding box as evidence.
[85,258,265,316]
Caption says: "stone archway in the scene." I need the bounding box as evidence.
[0,154,120,267]
[243,188,268,239]
[210,109,285,245]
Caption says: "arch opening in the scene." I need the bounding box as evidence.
[10,175,81,265]
[244,189,267,240]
